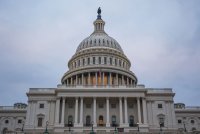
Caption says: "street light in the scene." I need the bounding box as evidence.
[21,121,24,132]
[137,122,140,132]
[44,121,49,134]
[159,122,163,132]
[90,121,95,134]
[114,123,118,134]
[68,121,72,133]
[183,121,187,132]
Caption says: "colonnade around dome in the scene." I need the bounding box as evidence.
[63,71,137,87]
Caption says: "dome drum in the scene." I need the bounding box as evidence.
[61,70,137,88]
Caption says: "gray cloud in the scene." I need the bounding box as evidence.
[0,0,200,106]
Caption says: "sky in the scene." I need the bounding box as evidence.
[0,0,200,106]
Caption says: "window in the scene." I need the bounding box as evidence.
[158,104,162,108]
[104,57,107,64]
[110,58,112,65]
[159,117,164,127]
[93,57,95,64]
[129,116,134,127]
[83,59,85,66]
[178,120,182,124]
[191,120,195,124]
[39,104,44,108]
[111,104,116,108]
[87,57,90,65]
[99,103,104,108]
[112,115,116,126]
[68,115,73,126]
[38,118,43,127]
[86,103,91,108]
[99,57,101,64]
[129,104,134,108]
[5,120,9,124]
[75,62,77,68]
[86,115,91,126]
[18,119,22,124]
[115,59,117,65]
[119,60,121,66]
[68,103,73,108]
[78,60,80,66]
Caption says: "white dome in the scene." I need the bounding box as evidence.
[76,32,124,53]
[76,15,124,54]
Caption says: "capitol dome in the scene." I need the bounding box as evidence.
[76,21,124,54]
[61,8,137,87]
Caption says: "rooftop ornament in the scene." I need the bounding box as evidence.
[97,7,101,19]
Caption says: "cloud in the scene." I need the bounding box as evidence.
[0,0,200,106]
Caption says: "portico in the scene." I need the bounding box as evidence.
[54,86,148,132]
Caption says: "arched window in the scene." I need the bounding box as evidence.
[157,114,165,127]
[111,115,116,126]
[99,115,104,126]
[86,115,91,126]
[38,118,43,127]
[37,113,45,127]
[68,115,73,127]
[129,116,134,127]
[3,128,8,134]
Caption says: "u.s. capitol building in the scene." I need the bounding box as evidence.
[0,8,200,134]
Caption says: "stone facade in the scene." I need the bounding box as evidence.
[0,103,26,134]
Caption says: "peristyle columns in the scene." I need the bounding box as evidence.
[93,97,97,127]
[106,97,110,127]
[61,98,66,126]
[74,97,79,126]
[137,97,142,124]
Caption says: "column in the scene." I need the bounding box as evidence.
[122,75,124,85]
[95,72,98,86]
[137,98,141,124]
[124,97,128,125]
[119,97,123,126]
[66,79,68,85]
[106,97,110,127]
[131,79,133,87]
[61,98,66,126]
[88,72,91,85]
[142,98,147,124]
[79,97,83,126]
[55,98,60,125]
[71,77,73,85]
[74,97,79,126]
[93,97,97,127]
[102,72,105,86]
[109,72,112,86]
[127,77,129,86]
[82,73,84,85]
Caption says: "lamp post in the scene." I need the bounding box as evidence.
[90,121,95,134]
[44,121,49,134]
[21,121,24,132]
[137,122,140,133]
[68,121,72,133]
[114,123,118,134]
[183,122,187,132]
[159,122,162,133]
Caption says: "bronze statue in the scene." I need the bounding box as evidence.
[97,7,101,19]
[97,7,101,15]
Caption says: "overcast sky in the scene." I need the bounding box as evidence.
[0,0,200,106]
